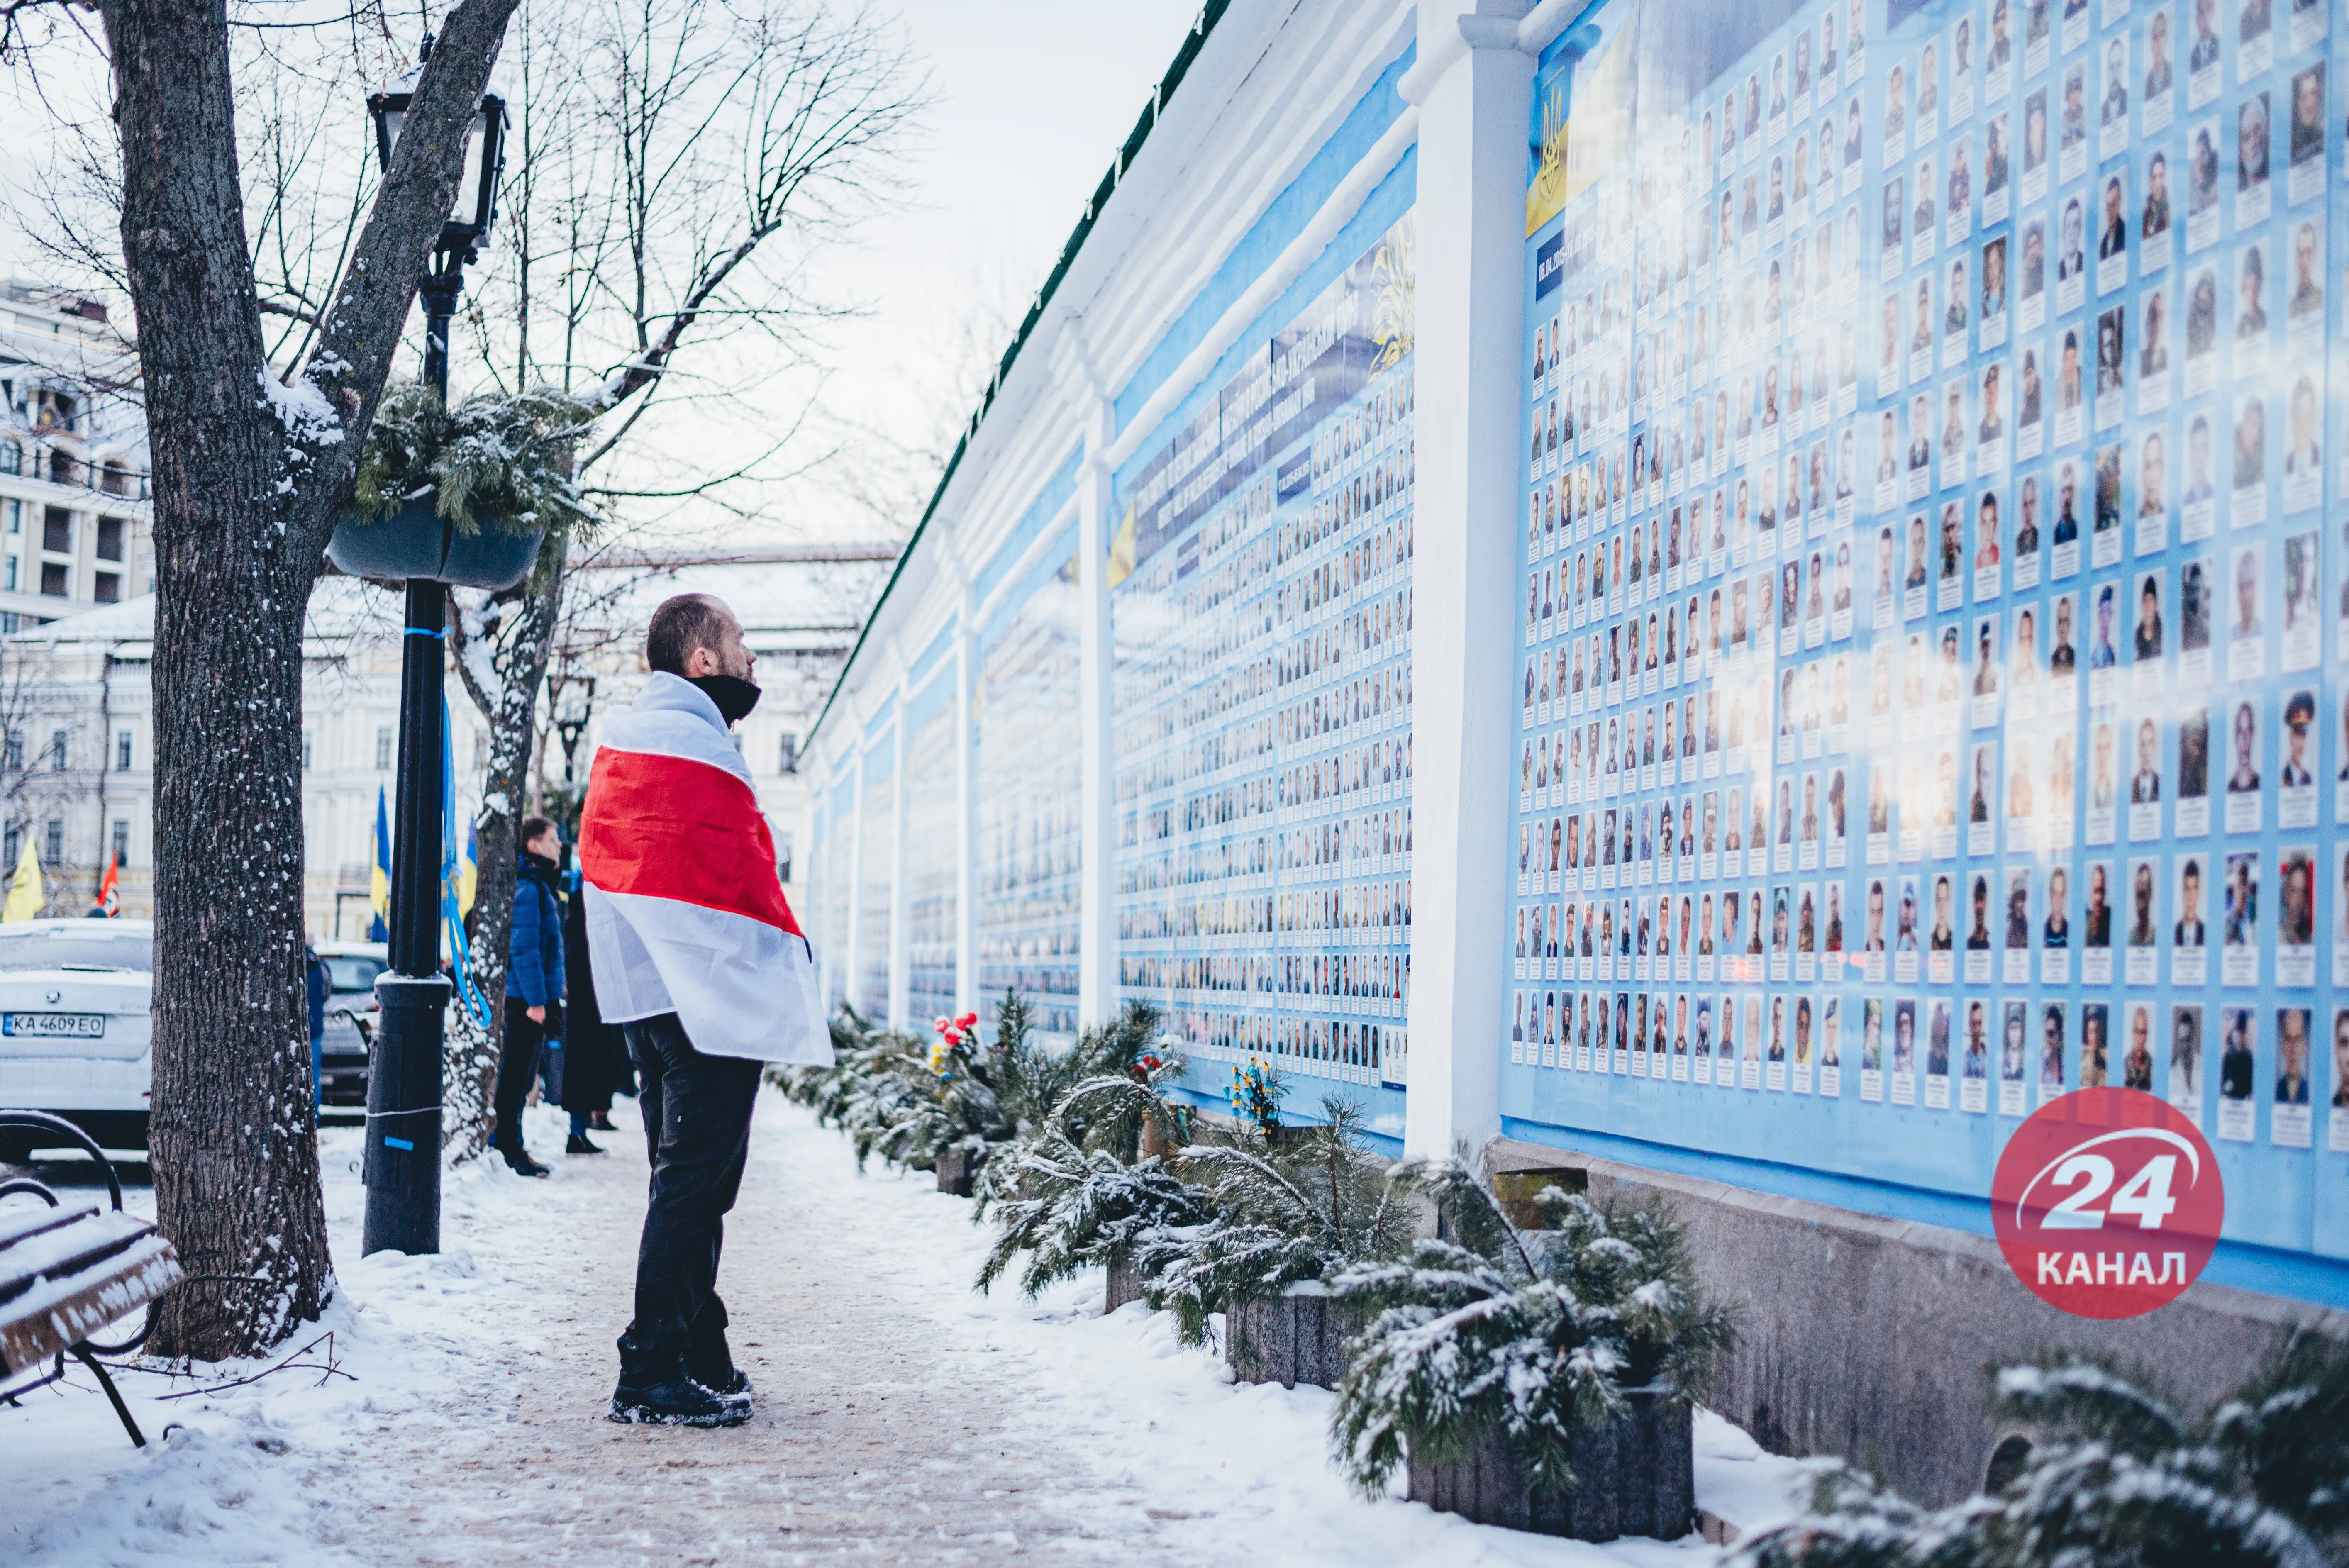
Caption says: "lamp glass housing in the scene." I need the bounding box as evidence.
[366,82,506,241]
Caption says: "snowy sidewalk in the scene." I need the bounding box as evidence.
[2,1089,1806,1566]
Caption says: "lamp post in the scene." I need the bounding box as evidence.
[360,38,507,1258]
[551,663,596,786]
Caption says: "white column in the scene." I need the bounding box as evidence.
[954,594,979,1020]
[886,708,910,1030]
[1401,3,1532,1161]
[842,743,866,1022]
[1071,358,1120,1029]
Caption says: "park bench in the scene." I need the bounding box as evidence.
[0,1109,183,1447]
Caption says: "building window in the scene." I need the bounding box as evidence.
[375,725,395,771]
[39,562,66,598]
[776,834,795,885]
[3,730,21,770]
[110,820,128,867]
[3,823,19,865]
[48,730,66,771]
[95,516,123,561]
[43,819,61,864]
[6,558,16,593]
[300,731,313,770]
[45,449,74,487]
[42,507,69,554]
[778,732,800,773]
[0,442,16,476]
[93,571,118,604]
[5,499,17,532]
[115,729,132,771]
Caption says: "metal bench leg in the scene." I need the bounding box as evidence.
[70,1344,145,1448]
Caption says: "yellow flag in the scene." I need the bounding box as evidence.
[3,838,43,923]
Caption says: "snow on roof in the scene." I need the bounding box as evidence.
[6,576,402,649]
[8,558,883,656]
[576,557,885,642]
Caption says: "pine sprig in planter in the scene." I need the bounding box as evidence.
[972,1001,1211,1299]
[1728,1336,2349,1568]
[1136,1099,1417,1349]
[1327,1163,1734,1521]
[351,382,602,538]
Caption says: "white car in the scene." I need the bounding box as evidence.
[0,919,155,1157]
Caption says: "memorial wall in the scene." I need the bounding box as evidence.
[800,0,2345,1296]
[1502,0,2344,1269]
[1112,204,1420,1125]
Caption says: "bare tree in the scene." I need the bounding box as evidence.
[93,0,520,1360]
[437,0,918,1156]
[0,637,107,910]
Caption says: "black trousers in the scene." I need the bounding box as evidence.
[493,999,544,1152]
[616,1013,761,1389]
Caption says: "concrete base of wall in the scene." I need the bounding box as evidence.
[1486,1135,2349,1507]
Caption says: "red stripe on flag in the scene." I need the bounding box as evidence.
[578,747,801,934]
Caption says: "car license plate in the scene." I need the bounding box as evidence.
[2,1012,105,1038]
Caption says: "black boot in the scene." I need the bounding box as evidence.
[566,1132,605,1156]
[609,1378,751,1427]
[691,1364,751,1397]
[589,1112,619,1132]
[502,1145,550,1177]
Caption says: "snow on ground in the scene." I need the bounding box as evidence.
[0,1091,1812,1566]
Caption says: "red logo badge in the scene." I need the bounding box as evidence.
[1991,1088,2225,1319]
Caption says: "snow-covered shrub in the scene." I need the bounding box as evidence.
[1327,1163,1735,1502]
[1728,1336,2349,1568]
[972,1003,1210,1295]
[352,381,601,537]
[974,1131,1216,1300]
[768,1005,942,1168]
[768,992,1087,1176]
[1134,1099,1418,1346]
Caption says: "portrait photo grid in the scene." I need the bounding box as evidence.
[1111,215,1419,1096]
[1507,0,2349,1257]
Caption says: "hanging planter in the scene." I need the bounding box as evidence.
[329,382,601,590]
[328,497,545,590]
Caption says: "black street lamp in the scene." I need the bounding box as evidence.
[359,38,507,1258]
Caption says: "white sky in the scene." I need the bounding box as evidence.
[0,1,1206,553]
[747,0,1209,545]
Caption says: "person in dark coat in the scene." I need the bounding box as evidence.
[561,873,627,1151]
[494,817,566,1175]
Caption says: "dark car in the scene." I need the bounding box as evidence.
[316,941,388,1106]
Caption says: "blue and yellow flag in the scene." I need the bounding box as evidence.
[368,785,390,942]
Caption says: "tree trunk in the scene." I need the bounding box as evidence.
[101,0,519,1360]
[104,2,328,1361]
[446,551,568,1155]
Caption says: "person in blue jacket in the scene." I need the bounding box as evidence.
[494,816,566,1175]
[304,942,328,1105]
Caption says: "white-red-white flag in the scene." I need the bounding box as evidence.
[578,673,831,1065]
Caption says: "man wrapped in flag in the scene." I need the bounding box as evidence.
[580,593,830,1427]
